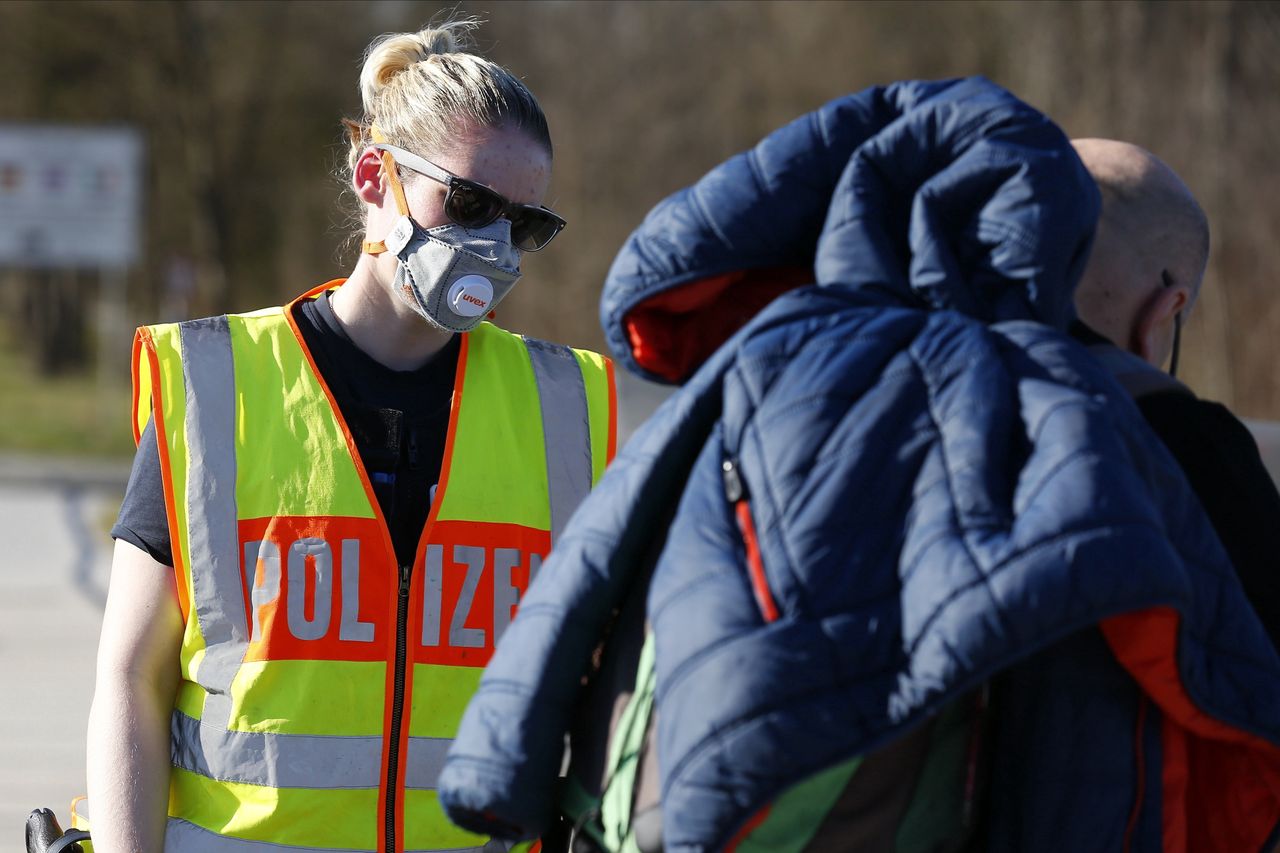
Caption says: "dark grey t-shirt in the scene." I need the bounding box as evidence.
[111,294,459,567]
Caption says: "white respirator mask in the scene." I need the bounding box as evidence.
[376,214,521,333]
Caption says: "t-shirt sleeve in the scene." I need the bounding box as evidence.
[111,418,175,567]
[1138,391,1280,650]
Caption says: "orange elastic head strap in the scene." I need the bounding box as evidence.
[361,125,412,256]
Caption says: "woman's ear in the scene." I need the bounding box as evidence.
[353,148,387,205]
[1132,283,1190,367]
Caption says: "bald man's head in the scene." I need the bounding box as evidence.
[1072,139,1209,368]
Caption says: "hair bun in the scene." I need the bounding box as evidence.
[360,19,480,111]
[341,16,550,258]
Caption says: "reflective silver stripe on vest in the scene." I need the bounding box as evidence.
[180,317,248,726]
[165,817,492,852]
[404,736,452,790]
[171,711,383,789]
[523,338,592,545]
[171,719,454,792]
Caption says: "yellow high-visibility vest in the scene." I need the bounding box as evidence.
[131,282,616,853]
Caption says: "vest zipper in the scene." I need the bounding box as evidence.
[386,562,412,853]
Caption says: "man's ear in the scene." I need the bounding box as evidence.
[353,148,387,205]
[1132,283,1190,367]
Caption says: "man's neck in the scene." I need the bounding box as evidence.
[1068,319,1114,347]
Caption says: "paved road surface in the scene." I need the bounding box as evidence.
[0,456,122,839]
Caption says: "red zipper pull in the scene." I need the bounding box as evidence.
[726,457,780,623]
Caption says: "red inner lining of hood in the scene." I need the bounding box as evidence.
[623,266,813,384]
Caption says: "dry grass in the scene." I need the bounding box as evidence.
[0,325,133,459]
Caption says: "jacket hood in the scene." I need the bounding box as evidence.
[601,77,1100,384]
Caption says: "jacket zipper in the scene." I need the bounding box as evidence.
[385,563,412,853]
[724,457,781,623]
[961,683,989,830]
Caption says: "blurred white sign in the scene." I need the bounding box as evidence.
[0,124,143,269]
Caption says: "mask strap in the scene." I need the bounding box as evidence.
[1160,268,1182,378]
[362,125,412,255]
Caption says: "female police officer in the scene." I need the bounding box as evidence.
[86,20,615,853]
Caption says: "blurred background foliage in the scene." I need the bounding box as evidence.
[0,0,1277,458]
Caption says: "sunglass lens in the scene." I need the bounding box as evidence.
[445,182,504,228]
[510,208,565,251]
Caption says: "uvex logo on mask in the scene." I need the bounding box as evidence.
[236,517,547,668]
[448,275,494,317]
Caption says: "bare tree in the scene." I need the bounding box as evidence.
[1,0,1276,416]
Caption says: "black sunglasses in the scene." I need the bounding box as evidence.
[371,143,566,252]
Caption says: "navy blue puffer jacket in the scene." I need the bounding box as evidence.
[440,78,1280,852]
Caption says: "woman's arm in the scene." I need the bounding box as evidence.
[86,539,184,853]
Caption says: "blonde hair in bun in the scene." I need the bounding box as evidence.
[345,17,550,178]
